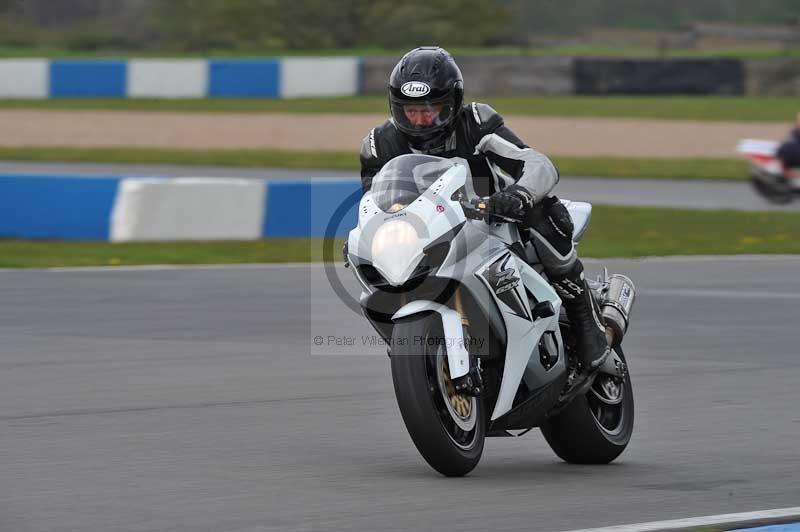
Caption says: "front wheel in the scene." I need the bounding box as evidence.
[390,315,486,477]
[540,346,634,464]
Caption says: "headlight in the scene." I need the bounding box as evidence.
[371,220,420,285]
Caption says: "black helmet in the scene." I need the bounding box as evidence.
[388,47,464,150]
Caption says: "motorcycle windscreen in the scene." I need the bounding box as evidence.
[371,155,456,213]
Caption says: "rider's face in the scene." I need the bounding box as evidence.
[404,104,442,127]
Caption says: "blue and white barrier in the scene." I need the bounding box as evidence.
[0,174,361,241]
[262,179,360,238]
[0,59,49,99]
[0,174,121,240]
[0,57,361,99]
[280,57,360,98]
[208,59,280,98]
[49,59,128,98]
[127,59,208,99]
[111,178,267,241]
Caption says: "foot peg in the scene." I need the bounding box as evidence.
[597,349,626,379]
[558,367,596,402]
[582,346,610,373]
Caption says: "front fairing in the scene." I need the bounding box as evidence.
[348,163,467,287]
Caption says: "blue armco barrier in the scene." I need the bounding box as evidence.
[0,175,120,240]
[50,60,127,98]
[0,174,363,241]
[263,179,361,237]
[208,59,280,98]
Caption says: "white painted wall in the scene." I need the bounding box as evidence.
[280,57,360,98]
[127,59,208,99]
[110,178,265,242]
[0,59,49,98]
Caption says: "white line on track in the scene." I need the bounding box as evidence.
[561,506,800,532]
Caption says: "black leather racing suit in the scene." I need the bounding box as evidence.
[360,101,610,371]
[360,102,577,277]
[777,128,800,171]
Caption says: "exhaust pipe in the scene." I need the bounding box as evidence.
[601,274,636,347]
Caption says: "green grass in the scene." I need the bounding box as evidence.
[1,95,798,121]
[1,206,798,268]
[556,157,746,181]
[0,44,798,60]
[0,146,749,181]
[582,206,800,257]
[0,239,329,269]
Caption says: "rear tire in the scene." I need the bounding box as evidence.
[751,176,793,204]
[390,315,485,477]
[540,346,634,464]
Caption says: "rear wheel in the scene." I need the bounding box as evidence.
[751,176,793,204]
[390,315,485,477]
[540,346,634,464]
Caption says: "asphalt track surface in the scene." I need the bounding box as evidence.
[2,161,799,212]
[2,257,799,532]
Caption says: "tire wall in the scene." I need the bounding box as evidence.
[573,58,745,95]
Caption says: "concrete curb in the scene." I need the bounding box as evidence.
[561,507,800,532]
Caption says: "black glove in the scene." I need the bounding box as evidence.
[485,184,535,219]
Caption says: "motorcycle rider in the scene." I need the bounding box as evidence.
[776,112,800,175]
[360,46,609,373]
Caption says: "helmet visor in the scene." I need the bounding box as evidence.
[390,98,456,137]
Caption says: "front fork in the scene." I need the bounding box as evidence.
[392,299,471,380]
[452,288,484,396]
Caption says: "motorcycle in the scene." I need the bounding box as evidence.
[737,139,800,204]
[345,154,636,477]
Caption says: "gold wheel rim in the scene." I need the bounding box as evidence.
[441,355,472,419]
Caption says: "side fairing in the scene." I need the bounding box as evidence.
[476,251,564,421]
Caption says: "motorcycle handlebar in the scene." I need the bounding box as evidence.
[460,199,523,225]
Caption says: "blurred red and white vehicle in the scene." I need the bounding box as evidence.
[737,138,800,204]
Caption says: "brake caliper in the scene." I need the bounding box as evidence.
[452,362,483,397]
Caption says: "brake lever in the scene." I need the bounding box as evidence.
[460,200,522,225]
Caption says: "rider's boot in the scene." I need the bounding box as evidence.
[551,260,609,372]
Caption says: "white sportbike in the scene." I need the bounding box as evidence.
[346,154,636,476]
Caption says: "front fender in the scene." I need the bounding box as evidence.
[392,300,469,379]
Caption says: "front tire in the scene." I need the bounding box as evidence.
[541,346,634,464]
[390,315,486,477]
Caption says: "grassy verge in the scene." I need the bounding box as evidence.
[581,206,800,257]
[1,206,797,268]
[0,147,748,181]
[555,157,746,181]
[0,239,327,269]
[0,95,798,122]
